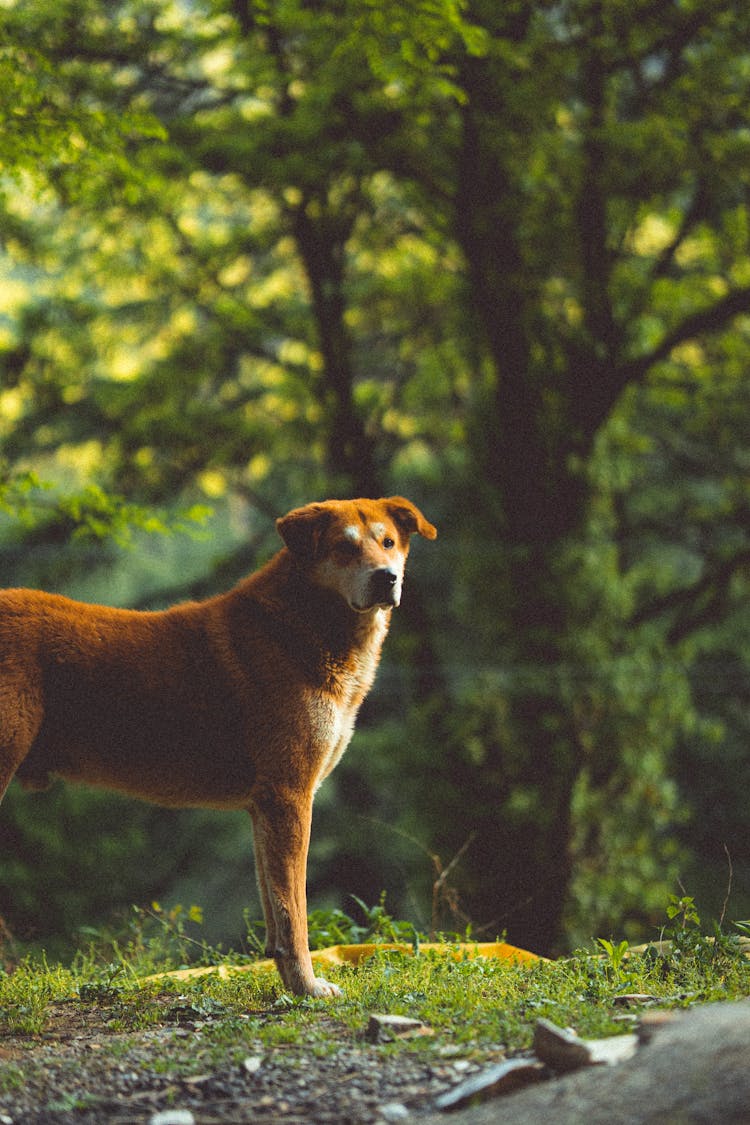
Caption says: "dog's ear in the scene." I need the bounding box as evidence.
[384,497,437,540]
[276,504,333,558]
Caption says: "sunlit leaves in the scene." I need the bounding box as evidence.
[0,7,165,199]
[0,463,210,547]
[342,0,489,102]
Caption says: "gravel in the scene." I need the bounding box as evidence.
[0,1002,502,1124]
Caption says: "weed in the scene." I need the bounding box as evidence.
[128,902,215,968]
[288,892,421,952]
[76,961,128,1004]
[350,893,423,945]
[596,937,630,981]
[305,907,370,949]
[0,956,72,1035]
[643,893,750,985]
[0,1065,25,1093]
[46,1091,99,1113]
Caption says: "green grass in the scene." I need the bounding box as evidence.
[0,895,748,1075]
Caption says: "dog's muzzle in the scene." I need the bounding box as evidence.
[368,567,400,608]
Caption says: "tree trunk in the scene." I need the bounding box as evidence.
[448,51,592,954]
[291,197,379,497]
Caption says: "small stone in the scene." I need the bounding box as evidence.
[366,1013,432,1043]
[586,1034,638,1065]
[243,1055,263,1075]
[379,1102,410,1121]
[613,993,661,1007]
[149,1112,196,1125]
[435,1058,547,1110]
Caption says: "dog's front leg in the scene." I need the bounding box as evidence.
[252,826,278,959]
[248,786,341,998]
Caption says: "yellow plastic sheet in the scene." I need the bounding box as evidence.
[145,940,541,985]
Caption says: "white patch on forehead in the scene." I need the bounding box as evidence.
[343,524,361,543]
[369,522,386,540]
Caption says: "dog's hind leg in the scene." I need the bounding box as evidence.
[0,743,24,805]
[0,671,42,805]
[0,760,13,805]
[0,739,32,805]
[249,786,341,999]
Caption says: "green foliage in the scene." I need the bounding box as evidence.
[0,955,71,1035]
[305,894,421,950]
[0,0,749,957]
[665,894,701,931]
[596,937,630,978]
[0,464,211,546]
[121,902,213,971]
[0,22,163,184]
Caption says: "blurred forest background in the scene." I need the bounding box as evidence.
[1,0,749,959]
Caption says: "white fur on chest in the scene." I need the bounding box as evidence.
[310,610,388,788]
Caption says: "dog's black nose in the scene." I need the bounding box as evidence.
[370,568,399,604]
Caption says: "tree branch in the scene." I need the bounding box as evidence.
[649,182,709,284]
[621,285,750,386]
[631,546,750,641]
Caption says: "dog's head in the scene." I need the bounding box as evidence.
[277,496,437,613]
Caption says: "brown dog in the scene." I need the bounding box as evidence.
[0,496,436,995]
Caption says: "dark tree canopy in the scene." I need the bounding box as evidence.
[1,0,749,953]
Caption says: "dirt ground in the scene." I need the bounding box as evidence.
[0,995,502,1124]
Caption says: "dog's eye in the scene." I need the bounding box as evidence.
[383,536,395,550]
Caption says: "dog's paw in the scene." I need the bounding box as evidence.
[309,976,342,999]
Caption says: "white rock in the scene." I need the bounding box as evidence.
[533,1017,638,1072]
[379,1102,410,1121]
[587,1033,638,1065]
[149,1111,196,1125]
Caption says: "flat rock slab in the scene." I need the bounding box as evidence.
[434,1058,547,1111]
[533,1016,639,1070]
[421,999,750,1125]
